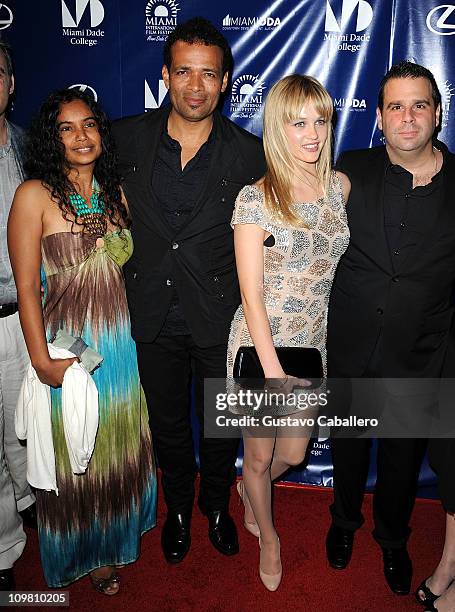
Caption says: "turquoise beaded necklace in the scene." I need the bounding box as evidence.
[68,178,107,237]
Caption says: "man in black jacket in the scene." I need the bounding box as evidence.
[326,61,455,594]
[112,18,265,563]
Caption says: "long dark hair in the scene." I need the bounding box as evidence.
[26,88,129,231]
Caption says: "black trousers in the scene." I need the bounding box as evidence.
[329,336,427,548]
[136,334,238,515]
[429,437,455,514]
[330,437,427,548]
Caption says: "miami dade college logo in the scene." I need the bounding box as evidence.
[426,5,455,35]
[311,438,330,458]
[325,0,373,32]
[324,0,373,52]
[0,3,13,30]
[61,0,104,27]
[145,79,168,110]
[145,0,179,42]
[61,0,105,46]
[68,83,98,101]
[230,75,266,120]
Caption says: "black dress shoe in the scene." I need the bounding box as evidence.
[200,506,239,556]
[326,524,354,569]
[19,503,37,530]
[161,512,191,564]
[0,568,15,591]
[382,547,412,595]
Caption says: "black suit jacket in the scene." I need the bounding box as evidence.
[112,106,266,347]
[327,141,455,378]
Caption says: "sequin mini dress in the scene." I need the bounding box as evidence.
[226,173,349,404]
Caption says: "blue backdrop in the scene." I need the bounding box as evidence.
[3,0,454,495]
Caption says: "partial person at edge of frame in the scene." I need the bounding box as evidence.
[0,39,36,594]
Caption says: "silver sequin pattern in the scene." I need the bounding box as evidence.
[226,173,350,414]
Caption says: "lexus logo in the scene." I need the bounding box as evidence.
[0,3,13,30]
[426,5,455,35]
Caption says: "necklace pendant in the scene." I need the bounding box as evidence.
[69,187,107,237]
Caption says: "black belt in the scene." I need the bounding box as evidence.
[0,302,18,317]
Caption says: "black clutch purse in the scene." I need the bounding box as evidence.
[233,346,323,388]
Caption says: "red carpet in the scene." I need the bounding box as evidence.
[16,482,444,611]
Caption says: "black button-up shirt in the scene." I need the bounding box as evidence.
[151,124,215,335]
[366,150,444,375]
[384,151,442,262]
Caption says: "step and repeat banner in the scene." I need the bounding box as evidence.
[2,0,454,494]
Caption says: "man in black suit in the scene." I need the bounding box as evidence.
[326,61,455,594]
[112,18,265,563]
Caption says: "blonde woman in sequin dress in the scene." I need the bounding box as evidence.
[227,75,350,591]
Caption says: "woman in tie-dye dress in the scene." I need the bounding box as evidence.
[8,89,156,594]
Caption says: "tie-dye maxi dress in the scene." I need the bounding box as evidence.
[37,229,157,587]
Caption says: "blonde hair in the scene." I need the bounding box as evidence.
[262,74,334,226]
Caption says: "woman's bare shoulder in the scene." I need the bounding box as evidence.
[11,180,53,220]
[14,179,50,200]
[334,170,351,203]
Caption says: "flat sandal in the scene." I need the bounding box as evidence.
[90,570,120,596]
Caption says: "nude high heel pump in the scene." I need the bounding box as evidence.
[236,480,260,538]
[259,537,282,592]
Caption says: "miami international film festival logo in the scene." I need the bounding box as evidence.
[230,75,266,120]
[426,5,455,35]
[61,0,105,46]
[145,0,179,42]
[324,0,373,52]
[0,3,13,30]
[222,13,281,31]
